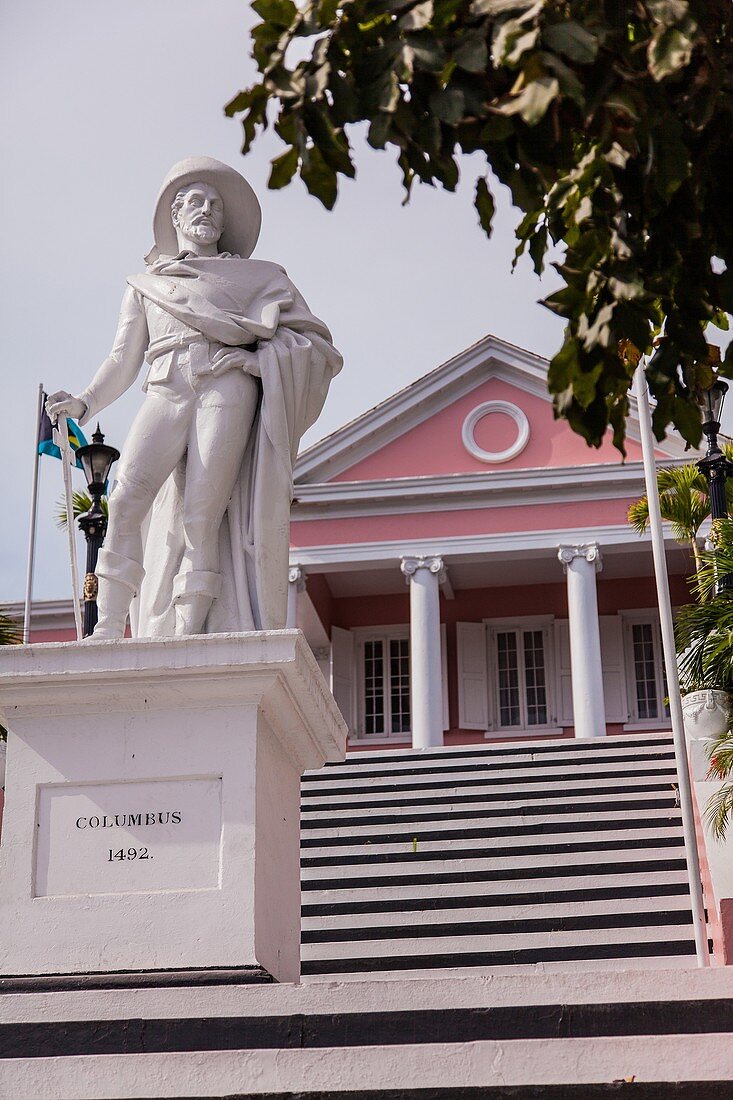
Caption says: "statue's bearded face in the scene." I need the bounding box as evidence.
[171,182,225,247]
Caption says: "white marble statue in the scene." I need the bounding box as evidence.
[47,157,342,638]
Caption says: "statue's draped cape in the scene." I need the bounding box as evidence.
[126,255,342,636]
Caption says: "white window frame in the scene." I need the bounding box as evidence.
[354,625,412,742]
[621,609,671,730]
[485,616,561,737]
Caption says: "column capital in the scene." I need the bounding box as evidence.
[288,565,306,591]
[557,543,602,574]
[400,555,446,584]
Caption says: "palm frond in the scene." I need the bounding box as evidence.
[690,519,733,603]
[628,463,710,547]
[56,492,108,530]
[0,611,21,646]
[704,782,733,841]
[675,593,733,692]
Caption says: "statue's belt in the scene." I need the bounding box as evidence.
[145,331,257,368]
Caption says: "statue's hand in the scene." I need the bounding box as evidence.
[46,391,87,423]
[210,347,261,379]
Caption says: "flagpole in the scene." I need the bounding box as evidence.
[23,384,45,644]
[633,362,709,966]
[56,417,84,641]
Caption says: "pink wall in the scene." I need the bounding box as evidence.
[332,377,647,482]
[29,629,78,643]
[305,573,334,637]
[291,498,636,549]
[328,575,689,740]
[689,772,728,965]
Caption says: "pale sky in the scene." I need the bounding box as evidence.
[2,0,715,606]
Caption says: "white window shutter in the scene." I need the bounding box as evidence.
[599,615,629,723]
[331,626,355,733]
[456,622,489,730]
[554,619,574,726]
[441,623,449,732]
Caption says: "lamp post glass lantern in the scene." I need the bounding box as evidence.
[75,425,120,636]
[697,379,733,590]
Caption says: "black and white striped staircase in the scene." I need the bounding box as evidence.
[301,733,697,980]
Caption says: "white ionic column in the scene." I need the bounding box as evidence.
[558,543,606,738]
[401,555,445,750]
[286,566,305,629]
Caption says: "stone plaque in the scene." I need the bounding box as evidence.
[34,777,222,898]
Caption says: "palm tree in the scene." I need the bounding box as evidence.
[0,611,21,647]
[674,520,733,839]
[0,609,21,740]
[628,447,733,575]
[705,732,733,840]
[56,491,108,530]
[628,464,713,575]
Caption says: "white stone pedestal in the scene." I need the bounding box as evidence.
[0,632,346,985]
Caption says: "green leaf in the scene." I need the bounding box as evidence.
[399,0,433,30]
[429,87,465,124]
[317,0,340,23]
[453,34,489,73]
[368,112,393,148]
[251,0,297,27]
[407,34,447,71]
[268,146,299,189]
[672,394,703,448]
[547,337,581,392]
[475,176,495,235]
[647,0,690,25]
[471,0,541,14]
[608,275,645,300]
[648,25,695,81]
[303,104,355,176]
[499,75,559,126]
[492,20,539,68]
[301,145,339,209]
[580,301,616,350]
[542,21,598,64]
[540,51,584,105]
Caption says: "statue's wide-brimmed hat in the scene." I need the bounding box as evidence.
[148,156,262,262]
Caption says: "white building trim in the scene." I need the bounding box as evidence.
[292,460,689,520]
[290,522,683,571]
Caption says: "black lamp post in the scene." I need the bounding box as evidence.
[697,379,733,590]
[75,425,120,636]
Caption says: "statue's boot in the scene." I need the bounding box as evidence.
[172,571,222,636]
[94,550,145,639]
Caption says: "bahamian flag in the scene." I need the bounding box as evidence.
[38,394,87,469]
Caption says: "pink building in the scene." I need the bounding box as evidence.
[16,334,696,750]
[286,334,694,751]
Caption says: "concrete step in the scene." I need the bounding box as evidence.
[308,733,676,774]
[301,827,684,867]
[301,921,695,960]
[302,870,692,913]
[302,894,693,934]
[7,967,733,1095]
[302,772,681,811]
[301,788,680,825]
[300,734,697,981]
[302,758,678,795]
[302,848,688,889]
[301,953,703,981]
[301,806,683,842]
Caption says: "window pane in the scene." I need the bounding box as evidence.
[523,629,547,725]
[389,638,411,733]
[497,631,521,727]
[632,623,658,720]
[364,640,384,735]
